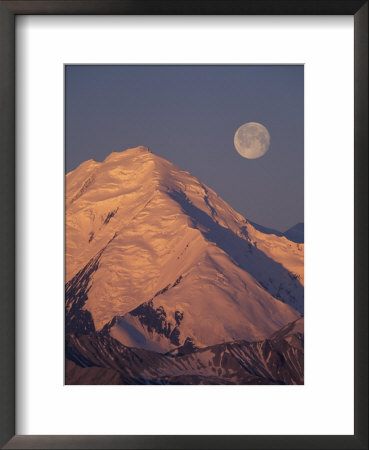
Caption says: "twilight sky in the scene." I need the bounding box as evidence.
[65,65,303,232]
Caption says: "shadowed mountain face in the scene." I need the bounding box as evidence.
[65,318,304,385]
[65,147,304,384]
[168,190,303,312]
[284,223,304,244]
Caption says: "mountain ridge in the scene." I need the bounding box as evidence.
[250,220,304,244]
[66,146,304,353]
[66,317,304,385]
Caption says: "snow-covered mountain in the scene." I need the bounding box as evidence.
[66,146,304,355]
[66,318,304,385]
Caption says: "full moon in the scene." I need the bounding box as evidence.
[234,122,270,159]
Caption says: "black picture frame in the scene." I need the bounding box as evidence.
[0,1,367,449]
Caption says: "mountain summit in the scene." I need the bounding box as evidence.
[66,147,304,353]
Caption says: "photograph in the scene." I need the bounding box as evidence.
[65,65,304,385]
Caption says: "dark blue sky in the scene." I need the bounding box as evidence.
[65,65,303,232]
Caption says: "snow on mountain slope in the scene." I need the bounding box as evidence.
[66,318,304,385]
[66,146,304,349]
[250,221,305,245]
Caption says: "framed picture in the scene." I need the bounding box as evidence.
[0,1,367,449]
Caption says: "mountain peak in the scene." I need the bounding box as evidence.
[66,147,304,349]
[104,145,151,160]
